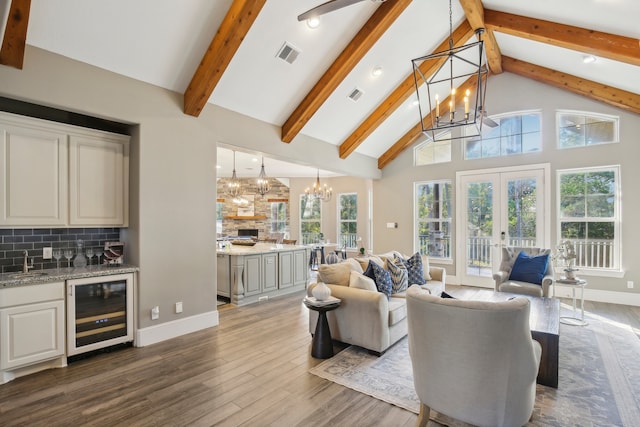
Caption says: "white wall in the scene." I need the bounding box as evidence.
[0,46,381,339]
[374,72,640,296]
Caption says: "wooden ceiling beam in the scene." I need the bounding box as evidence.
[0,0,31,69]
[502,56,640,115]
[281,0,412,143]
[339,20,475,159]
[485,9,640,67]
[457,0,502,74]
[183,0,266,117]
[378,75,480,169]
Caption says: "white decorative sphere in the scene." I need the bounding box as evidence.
[312,282,331,301]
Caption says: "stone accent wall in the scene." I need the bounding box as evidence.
[217,178,290,239]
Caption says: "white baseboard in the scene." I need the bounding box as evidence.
[136,310,219,347]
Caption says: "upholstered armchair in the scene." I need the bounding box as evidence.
[494,247,554,297]
[406,285,542,427]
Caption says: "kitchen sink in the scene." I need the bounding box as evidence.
[9,272,49,279]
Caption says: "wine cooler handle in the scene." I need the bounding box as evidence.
[69,285,73,297]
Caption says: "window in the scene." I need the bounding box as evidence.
[338,193,357,248]
[270,202,287,233]
[414,132,451,165]
[216,202,224,236]
[557,110,619,149]
[557,166,620,271]
[300,195,321,245]
[465,111,541,159]
[415,181,452,259]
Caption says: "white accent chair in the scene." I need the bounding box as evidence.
[406,285,542,427]
[494,247,554,297]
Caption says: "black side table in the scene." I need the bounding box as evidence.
[304,298,341,359]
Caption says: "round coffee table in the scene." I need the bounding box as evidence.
[557,278,588,326]
[304,298,341,358]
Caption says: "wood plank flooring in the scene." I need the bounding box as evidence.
[1,288,639,426]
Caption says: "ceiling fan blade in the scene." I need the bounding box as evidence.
[298,0,369,21]
[483,116,498,128]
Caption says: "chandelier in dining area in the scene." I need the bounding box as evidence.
[305,169,332,202]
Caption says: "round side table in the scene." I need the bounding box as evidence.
[304,297,341,358]
[557,278,588,326]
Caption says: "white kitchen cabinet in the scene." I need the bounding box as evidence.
[69,133,129,226]
[0,281,66,384]
[0,111,129,227]
[0,115,68,226]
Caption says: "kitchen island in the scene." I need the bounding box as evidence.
[217,243,310,306]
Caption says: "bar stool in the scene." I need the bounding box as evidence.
[309,246,325,270]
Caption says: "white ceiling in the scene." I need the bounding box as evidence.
[18,0,640,175]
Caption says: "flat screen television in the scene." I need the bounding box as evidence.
[238,229,259,238]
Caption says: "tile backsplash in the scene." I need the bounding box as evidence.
[0,228,122,273]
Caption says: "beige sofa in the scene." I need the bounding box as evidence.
[307,252,446,354]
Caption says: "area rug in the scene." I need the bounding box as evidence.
[309,309,640,426]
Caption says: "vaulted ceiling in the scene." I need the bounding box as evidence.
[2,0,639,175]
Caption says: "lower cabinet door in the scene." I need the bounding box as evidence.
[279,251,294,289]
[244,255,262,296]
[0,300,65,370]
[262,253,278,292]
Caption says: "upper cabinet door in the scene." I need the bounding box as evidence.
[0,121,68,226]
[69,134,129,226]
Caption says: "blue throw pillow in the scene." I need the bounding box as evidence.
[363,261,377,283]
[369,261,392,298]
[395,253,426,285]
[509,252,550,285]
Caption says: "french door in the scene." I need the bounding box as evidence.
[457,165,550,287]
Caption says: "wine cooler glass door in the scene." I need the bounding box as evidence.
[67,273,134,356]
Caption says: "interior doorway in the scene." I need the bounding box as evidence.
[456,164,550,287]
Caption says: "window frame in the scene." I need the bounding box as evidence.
[337,192,358,248]
[300,194,322,245]
[556,165,622,276]
[464,110,542,160]
[556,110,619,149]
[270,201,287,234]
[414,132,452,166]
[414,180,453,261]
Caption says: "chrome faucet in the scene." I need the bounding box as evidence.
[23,250,33,273]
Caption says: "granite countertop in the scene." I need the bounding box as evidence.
[217,242,310,255]
[0,264,139,288]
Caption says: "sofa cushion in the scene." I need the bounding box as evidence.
[355,255,385,271]
[318,262,356,286]
[345,258,364,274]
[388,297,407,326]
[349,270,377,292]
[368,261,392,298]
[509,251,549,285]
[388,258,408,294]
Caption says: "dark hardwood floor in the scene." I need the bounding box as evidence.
[1,287,639,426]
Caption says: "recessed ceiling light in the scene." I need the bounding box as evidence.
[583,55,597,64]
[371,66,383,77]
[251,157,258,162]
[307,17,320,29]
[216,165,221,169]
[412,100,419,106]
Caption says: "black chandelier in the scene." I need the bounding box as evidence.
[412,0,488,142]
[256,156,270,197]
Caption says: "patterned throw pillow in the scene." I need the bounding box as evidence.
[395,252,427,285]
[368,261,392,298]
[388,258,408,294]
